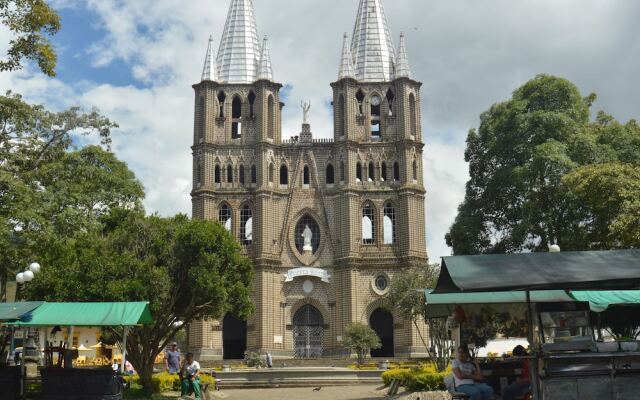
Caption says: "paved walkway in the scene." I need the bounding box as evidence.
[212,384,386,400]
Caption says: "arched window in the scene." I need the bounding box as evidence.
[215,165,221,184]
[280,164,289,185]
[356,163,363,182]
[303,165,310,185]
[267,95,275,140]
[196,160,202,187]
[268,163,274,183]
[412,159,418,181]
[248,91,256,118]
[339,94,347,137]
[362,203,375,244]
[409,93,417,138]
[227,164,233,183]
[386,89,395,116]
[251,165,257,184]
[340,161,345,182]
[218,203,232,231]
[383,202,396,244]
[198,96,205,142]
[231,96,242,139]
[370,95,381,138]
[368,162,375,182]
[381,162,387,182]
[393,162,400,182]
[326,164,334,185]
[239,164,245,184]
[240,205,253,245]
[356,90,365,115]
[217,91,226,118]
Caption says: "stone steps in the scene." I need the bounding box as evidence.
[212,367,384,389]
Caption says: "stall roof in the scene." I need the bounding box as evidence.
[570,291,640,313]
[424,290,640,318]
[433,250,640,294]
[0,302,43,322]
[9,302,153,326]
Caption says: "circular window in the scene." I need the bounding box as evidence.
[294,215,321,254]
[375,275,388,292]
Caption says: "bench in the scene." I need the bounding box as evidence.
[387,378,406,396]
[444,374,470,400]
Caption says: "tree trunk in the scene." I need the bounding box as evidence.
[139,361,155,394]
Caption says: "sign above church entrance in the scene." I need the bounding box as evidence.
[284,267,331,283]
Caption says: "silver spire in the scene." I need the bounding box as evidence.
[350,0,396,82]
[201,35,217,82]
[395,33,412,79]
[257,36,273,81]
[216,0,261,84]
[338,33,356,80]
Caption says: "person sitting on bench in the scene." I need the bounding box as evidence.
[503,345,531,400]
[452,346,494,400]
[180,352,201,399]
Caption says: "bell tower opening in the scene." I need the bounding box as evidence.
[231,96,242,139]
[370,95,381,138]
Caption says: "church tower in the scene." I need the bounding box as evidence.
[189,0,428,361]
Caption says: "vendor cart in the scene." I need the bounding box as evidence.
[430,249,640,400]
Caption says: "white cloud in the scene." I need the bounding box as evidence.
[1,0,639,261]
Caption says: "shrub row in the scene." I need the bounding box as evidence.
[124,372,215,393]
[381,363,451,392]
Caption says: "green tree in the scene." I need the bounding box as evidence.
[0,0,61,76]
[384,264,452,371]
[343,322,381,365]
[27,210,254,393]
[563,163,640,248]
[0,92,137,302]
[446,74,640,254]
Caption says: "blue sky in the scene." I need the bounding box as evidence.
[2,0,640,261]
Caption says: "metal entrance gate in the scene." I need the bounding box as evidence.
[293,304,324,358]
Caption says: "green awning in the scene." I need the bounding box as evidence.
[424,290,574,318]
[0,302,44,322]
[10,302,153,326]
[570,291,640,313]
[434,250,640,294]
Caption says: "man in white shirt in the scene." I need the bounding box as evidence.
[180,352,202,399]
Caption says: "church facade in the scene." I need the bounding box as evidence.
[187,0,429,360]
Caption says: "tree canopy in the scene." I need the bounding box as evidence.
[0,0,61,76]
[27,209,254,392]
[0,92,140,302]
[446,74,640,255]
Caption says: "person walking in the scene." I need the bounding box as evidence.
[180,352,202,400]
[452,346,494,400]
[266,351,273,368]
[165,342,181,374]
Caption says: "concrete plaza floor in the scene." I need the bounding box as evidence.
[211,384,386,400]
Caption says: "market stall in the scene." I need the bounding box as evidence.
[7,301,153,400]
[431,249,640,400]
[1,302,44,400]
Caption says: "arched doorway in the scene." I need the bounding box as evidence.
[293,304,324,358]
[370,308,394,357]
[223,314,247,360]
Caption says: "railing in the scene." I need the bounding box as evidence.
[282,138,334,144]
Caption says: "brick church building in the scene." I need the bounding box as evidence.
[187,0,428,360]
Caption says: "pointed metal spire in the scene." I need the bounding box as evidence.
[257,36,273,81]
[350,0,396,82]
[201,35,217,82]
[216,0,261,84]
[338,33,356,80]
[395,33,412,79]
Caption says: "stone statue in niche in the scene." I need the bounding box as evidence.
[302,224,313,253]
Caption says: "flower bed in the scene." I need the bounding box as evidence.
[382,363,451,392]
[123,372,215,393]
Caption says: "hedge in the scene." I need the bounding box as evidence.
[123,373,215,393]
[381,363,452,392]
